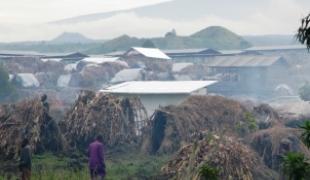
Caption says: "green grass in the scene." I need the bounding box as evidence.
[0,153,170,180]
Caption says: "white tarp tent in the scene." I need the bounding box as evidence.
[16,73,40,87]
[111,68,143,83]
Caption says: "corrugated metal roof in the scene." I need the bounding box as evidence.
[105,51,125,57]
[126,47,171,60]
[82,57,119,64]
[245,45,306,51]
[218,50,245,55]
[163,48,207,54]
[164,48,220,54]
[101,81,217,94]
[0,50,43,56]
[206,55,285,67]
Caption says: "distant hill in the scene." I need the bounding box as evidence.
[50,32,96,44]
[189,26,251,49]
[243,35,299,46]
[86,26,251,54]
[0,26,251,54]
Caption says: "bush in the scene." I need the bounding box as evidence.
[300,120,310,149]
[282,152,310,180]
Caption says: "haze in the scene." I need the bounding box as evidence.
[0,0,309,42]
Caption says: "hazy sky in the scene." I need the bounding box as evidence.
[0,0,309,42]
[0,0,170,23]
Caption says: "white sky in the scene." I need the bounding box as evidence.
[0,0,308,42]
[0,0,170,23]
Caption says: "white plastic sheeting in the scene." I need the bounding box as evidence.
[64,62,79,72]
[9,74,14,82]
[102,81,217,94]
[172,63,193,73]
[41,58,62,62]
[82,57,119,64]
[57,74,72,87]
[111,68,143,83]
[127,47,171,60]
[174,75,192,81]
[16,73,40,87]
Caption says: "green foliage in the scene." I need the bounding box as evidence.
[237,112,258,135]
[299,83,310,101]
[297,13,310,50]
[198,163,220,180]
[300,120,310,149]
[282,152,310,180]
[0,64,13,100]
[245,112,258,131]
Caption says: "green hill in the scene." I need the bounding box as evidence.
[0,26,251,54]
[50,32,96,44]
[86,26,251,54]
[189,26,251,49]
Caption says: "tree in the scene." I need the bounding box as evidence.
[282,152,310,180]
[0,64,13,100]
[297,14,310,50]
[165,29,177,38]
[142,40,156,48]
[300,121,310,149]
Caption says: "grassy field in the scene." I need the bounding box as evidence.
[0,153,170,180]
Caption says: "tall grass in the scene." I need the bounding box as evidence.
[0,153,170,180]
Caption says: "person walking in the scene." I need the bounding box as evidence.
[19,138,31,180]
[88,135,106,180]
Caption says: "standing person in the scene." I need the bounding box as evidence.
[19,138,31,180]
[88,135,106,180]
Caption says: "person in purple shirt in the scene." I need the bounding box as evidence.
[88,135,106,180]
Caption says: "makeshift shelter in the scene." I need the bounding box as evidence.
[161,134,276,180]
[111,68,145,83]
[61,91,148,151]
[141,95,261,154]
[0,97,63,160]
[15,73,40,88]
[248,126,310,171]
[121,47,172,76]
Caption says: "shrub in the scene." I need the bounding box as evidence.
[282,152,310,180]
[300,120,310,149]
